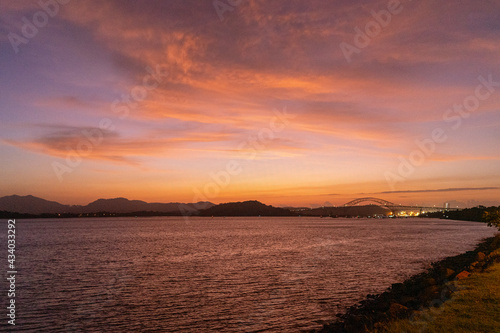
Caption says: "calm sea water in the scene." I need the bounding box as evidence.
[1,217,497,332]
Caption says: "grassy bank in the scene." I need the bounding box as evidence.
[317,234,500,333]
[373,260,500,332]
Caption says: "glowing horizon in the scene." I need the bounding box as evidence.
[1,0,499,208]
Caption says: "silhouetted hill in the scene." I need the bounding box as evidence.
[302,205,391,217]
[0,195,213,215]
[82,198,212,214]
[0,195,77,214]
[199,200,295,216]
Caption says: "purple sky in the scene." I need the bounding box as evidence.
[1,0,499,207]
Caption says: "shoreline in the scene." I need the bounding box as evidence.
[315,232,500,332]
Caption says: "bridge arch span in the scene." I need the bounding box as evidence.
[344,197,395,206]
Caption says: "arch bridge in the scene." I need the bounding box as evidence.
[342,197,453,215]
[344,197,394,206]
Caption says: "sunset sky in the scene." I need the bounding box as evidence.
[1,0,499,207]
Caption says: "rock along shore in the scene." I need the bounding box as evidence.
[315,233,500,333]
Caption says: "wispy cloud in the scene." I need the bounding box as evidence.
[1,0,499,205]
[35,96,96,110]
[2,124,237,165]
[374,187,500,195]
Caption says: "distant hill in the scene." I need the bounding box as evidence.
[302,205,391,217]
[81,198,213,214]
[199,200,295,216]
[0,195,76,214]
[0,195,213,215]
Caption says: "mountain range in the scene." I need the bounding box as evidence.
[0,195,397,218]
[0,195,213,215]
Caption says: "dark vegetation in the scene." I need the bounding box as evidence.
[422,205,500,230]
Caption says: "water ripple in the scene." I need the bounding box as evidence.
[0,217,495,332]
